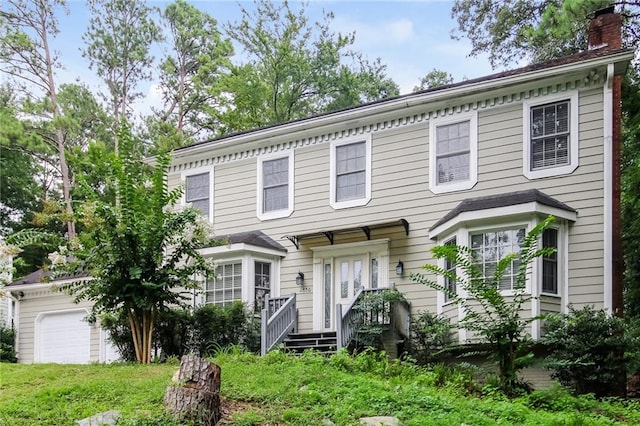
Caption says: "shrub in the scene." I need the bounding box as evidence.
[541,305,636,397]
[352,288,407,349]
[408,311,452,365]
[0,325,17,363]
[100,302,261,361]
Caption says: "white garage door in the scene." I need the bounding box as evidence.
[39,310,91,363]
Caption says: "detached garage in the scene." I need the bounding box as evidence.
[36,309,91,363]
[6,270,118,364]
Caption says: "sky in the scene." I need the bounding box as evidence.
[50,0,502,118]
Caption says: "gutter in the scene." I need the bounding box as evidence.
[161,49,635,162]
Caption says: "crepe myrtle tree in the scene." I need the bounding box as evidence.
[50,124,215,364]
[411,216,555,394]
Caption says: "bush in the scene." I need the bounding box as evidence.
[541,305,636,397]
[0,325,17,363]
[100,302,261,361]
[192,301,260,356]
[408,311,452,365]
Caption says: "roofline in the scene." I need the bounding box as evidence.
[165,49,634,162]
[6,276,91,291]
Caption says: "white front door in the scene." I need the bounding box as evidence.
[313,239,391,332]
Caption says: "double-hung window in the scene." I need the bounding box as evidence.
[184,169,212,221]
[429,111,478,194]
[523,91,579,179]
[330,136,372,209]
[257,152,294,220]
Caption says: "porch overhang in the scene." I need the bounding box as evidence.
[283,218,409,250]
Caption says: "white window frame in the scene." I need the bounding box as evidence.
[523,90,579,180]
[329,135,372,210]
[197,244,284,309]
[256,151,294,221]
[205,259,244,307]
[429,111,478,194]
[181,166,214,223]
[431,210,571,329]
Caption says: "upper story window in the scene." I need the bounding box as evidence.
[330,135,372,209]
[523,91,579,180]
[183,168,213,221]
[257,152,294,220]
[429,111,478,194]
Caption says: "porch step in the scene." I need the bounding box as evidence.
[283,331,337,354]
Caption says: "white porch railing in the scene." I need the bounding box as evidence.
[260,293,297,356]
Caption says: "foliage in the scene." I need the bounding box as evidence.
[53,125,215,363]
[622,68,640,319]
[451,0,640,67]
[192,301,261,356]
[5,353,640,425]
[351,288,406,349]
[219,0,398,133]
[541,305,638,397]
[0,326,17,363]
[412,69,455,92]
[411,216,555,394]
[0,0,77,239]
[83,0,162,155]
[149,0,233,150]
[408,311,453,365]
[101,302,261,361]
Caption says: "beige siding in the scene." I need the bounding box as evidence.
[16,287,99,364]
[165,80,608,336]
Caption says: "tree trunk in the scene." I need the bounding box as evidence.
[164,355,221,425]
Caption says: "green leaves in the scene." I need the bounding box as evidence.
[411,216,556,394]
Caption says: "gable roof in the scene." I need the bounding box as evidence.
[430,189,577,232]
[169,47,633,157]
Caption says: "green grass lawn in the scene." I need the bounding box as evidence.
[1,350,639,425]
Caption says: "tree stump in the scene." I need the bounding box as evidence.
[163,355,221,425]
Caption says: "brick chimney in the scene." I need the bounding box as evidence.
[588,6,623,50]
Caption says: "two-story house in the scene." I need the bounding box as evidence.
[7,9,634,364]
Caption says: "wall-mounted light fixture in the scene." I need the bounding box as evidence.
[395,261,404,277]
[17,291,25,300]
[295,271,305,286]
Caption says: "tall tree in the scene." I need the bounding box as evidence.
[53,125,215,364]
[150,0,233,151]
[83,0,162,154]
[412,69,455,92]
[221,0,398,133]
[0,0,76,239]
[451,0,639,67]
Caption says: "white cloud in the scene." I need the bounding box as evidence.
[332,15,416,48]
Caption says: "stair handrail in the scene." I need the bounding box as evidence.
[261,293,297,356]
[337,286,411,350]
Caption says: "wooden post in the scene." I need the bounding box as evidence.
[164,355,221,425]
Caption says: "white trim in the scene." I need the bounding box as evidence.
[329,135,372,210]
[161,52,634,163]
[199,243,286,258]
[181,166,214,223]
[256,151,295,221]
[311,239,390,331]
[603,63,614,313]
[429,111,478,194]
[429,201,577,240]
[523,90,579,179]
